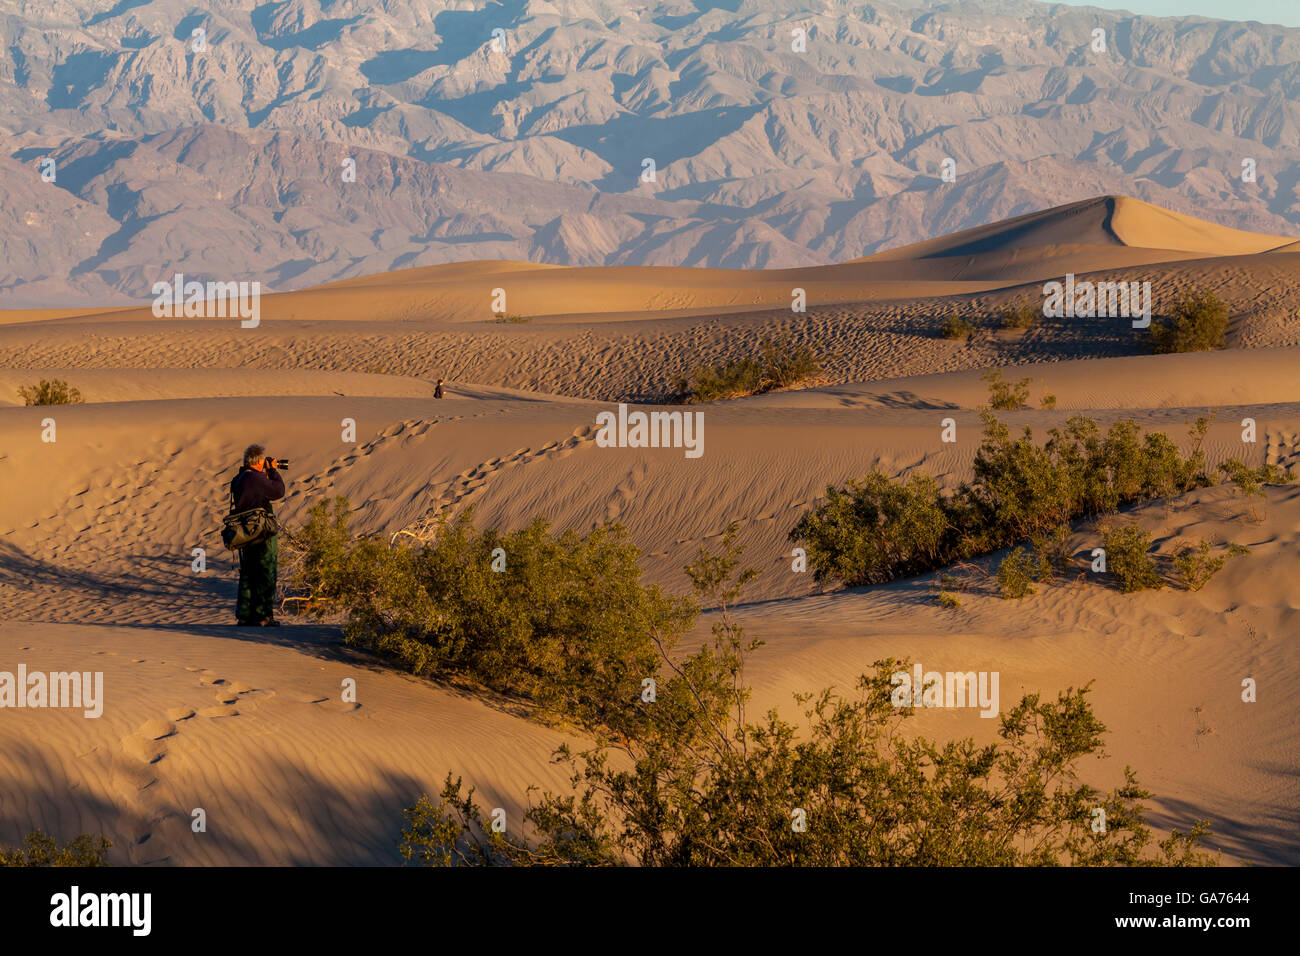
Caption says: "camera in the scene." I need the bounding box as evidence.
[266,457,290,471]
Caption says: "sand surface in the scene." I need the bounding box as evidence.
[2,195,1297,864]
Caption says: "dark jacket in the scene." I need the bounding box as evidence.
[230,466,286,514]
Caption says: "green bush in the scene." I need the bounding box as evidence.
[1173,540,1248,591]
[789,471,955,587]
[791,379,1216,589]
[401,547,1215,868]
[1150,289,1229,353]
[997,296,1042,330]
[940,314,972,340]
[981,370,1031,410]
[18,379,83,405]
[677,335,822,402]
[997,546,1051,599]
[284,498,695,730]
[405,680,1215,866]
[1218,458,1293,498]
[760,336,822,390]
[937,591,962,609]
[491,313,531,323]
[674,357,763,402]
[1032,523,1073,574]
[1101,523,1162,593]
[0,831,110,866]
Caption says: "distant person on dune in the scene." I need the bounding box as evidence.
[435,379,444,399]
[230,444,286,627]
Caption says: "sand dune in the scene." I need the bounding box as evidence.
[2,196,1298,866]
[746,348,1300,411]
[11,196,1295,327]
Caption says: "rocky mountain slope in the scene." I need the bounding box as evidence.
[1,0,1298,302]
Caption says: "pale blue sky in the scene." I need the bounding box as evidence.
[1048,0,1300,28]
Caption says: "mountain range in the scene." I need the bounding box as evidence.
[2,0,1298,304]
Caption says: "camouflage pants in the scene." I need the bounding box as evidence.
[237,535,278,622]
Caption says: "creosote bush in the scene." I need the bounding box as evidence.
[940,313,972,340]
[18,379,83,406]
[997,546,1050,599]
[1032,523,1073,573]
[997,296,1042,330]
[1150,289,1229,353]
[0,831,110,866]
[792,387,1220,589]
[398,535,1214,867]
[787,471,949,586]
[982,369,1031,410]
[283,500,694,730]
[1173,540,1249,591]
[1101,523,1162,593]
[676,335,822,402]
[1219,458,1293,498]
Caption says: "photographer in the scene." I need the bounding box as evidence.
[230,443,286,627]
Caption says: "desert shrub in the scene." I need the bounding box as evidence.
[18,379,83,406]
[406,681,1215,866]
[997,546,1051,599]
[402,549,1215,867]
[1101,523,1162,593]
[940,314,972,339]
[678,335,821,402]
[789,471,956,586]
[0,831,110,866]
[792,382,1216,589]
[997,296,1042,330]
[936,591,962,609]
[1218,458,1293,498]
[981,370,1031,410]
[965,411,1074,545]
[283,498,695,730]
[1040,391,1058,410]
[1172,540,1249,591]
[674,356,763,402]
[1032,523,1073,574]
[1150,289,1229,353]
[491,313,531,323]
[1044,414,1210,517]
[760,336,822,390]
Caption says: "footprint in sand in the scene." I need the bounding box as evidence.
[197,704,239,718]
[284,689,330,704]
[605,460,648,522]
[121,718,176,765]
[284,688,360,712]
